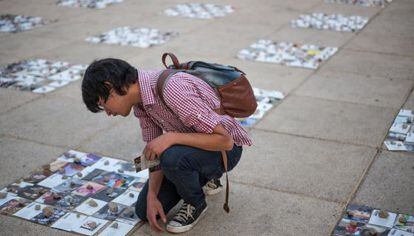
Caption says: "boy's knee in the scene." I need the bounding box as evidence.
[160,145,183,171]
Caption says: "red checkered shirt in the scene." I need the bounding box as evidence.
[133,69,252,146]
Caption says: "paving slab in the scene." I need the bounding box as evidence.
[255,95,396,147]
[0,31,78,62]
[320,49,414,81]
[80,114,146,160]
[0,214,75,236]
[0,88,41,114]
[164,20,281,59]
[267,25,354,48]
[0,136,65,188]
[0,93,121,148]
[0,0,85,21]
[294,70,413,108]
[133,182,341,236]
[379,0,414,28]
[215,55,314,95]
[232,129,375,202]
[346,18,414,57]
[310,0,381,18]
[403,89,414,111]
[352,150,414,213]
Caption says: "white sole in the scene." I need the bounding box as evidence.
[166,206,208,234]
[203,186,223,196]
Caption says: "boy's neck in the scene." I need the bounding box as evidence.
[130,82,143,106]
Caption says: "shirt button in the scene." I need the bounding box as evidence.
[160,119,165,123]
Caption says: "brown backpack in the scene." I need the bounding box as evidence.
[156,53,257,213]
[156,53,257,118]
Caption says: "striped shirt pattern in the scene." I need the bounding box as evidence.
[133,69,252,146]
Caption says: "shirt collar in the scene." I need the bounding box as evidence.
[137,69,157,106]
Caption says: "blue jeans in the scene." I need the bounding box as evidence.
[135,144,243,221]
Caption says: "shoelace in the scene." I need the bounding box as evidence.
[173,203,195,223]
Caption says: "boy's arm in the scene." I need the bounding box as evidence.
[146,170,166,232]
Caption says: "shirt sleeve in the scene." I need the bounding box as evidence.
[133,105,163,143]
[163,73,221,134]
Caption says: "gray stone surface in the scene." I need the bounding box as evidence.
[134,182,342,236]
[0,89,40,114]
[0,93,121,147]
[0,214,75,236]
[403,89,414,111]
[352,151,414,213]
[268,25,354,48]
[294,71,414,108]
[346,19,414,57]
[256,95,396,147]
[320,49,414,81]
[232,130,376,202]
[0,136,65,188]
[80,114,146,160]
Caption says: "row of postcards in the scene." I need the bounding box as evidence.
[333,204,413,236]
[384,109,414,152]
[0,150,148,236]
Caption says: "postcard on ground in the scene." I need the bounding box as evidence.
[333,218,366,235]
[13,202,46,219]
[38,173,66,189]
[51,212,88,232]
[368,209,397,228]
[0,197,31,215]
[92,187,126,202]
[98,220,135,236]
[344,204,373,223]
[30,206,67,225]
[111,189,140,207]
[394,214,414,233]
[74,198,107,215]
[16,184,49,201]
[73,216,109,236]
[116,206,140,225]
[388,229,414,236]
[72,182,106,197]
[91,172,135,189]
[128,178,146,192]
[93,202,127,221]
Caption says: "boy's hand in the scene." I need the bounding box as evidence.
[144,133,175,160]
[147,195,167,232]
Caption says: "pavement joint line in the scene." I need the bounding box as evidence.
[290,93,406,110]
[230,179,343,204]
[328,147,382,235]
[0,93,44,117]
[321,66,414,81]
[250,4,372,130]
[73,118,125,151]
[0,133,72,150]
[252,127,380,149]
[251,0,393,150]
[329,42,414,233]
[346,47,414,59]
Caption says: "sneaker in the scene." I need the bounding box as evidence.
[203,178,223,196]
[166,201,208,233]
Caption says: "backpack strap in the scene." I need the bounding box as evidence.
[156,69,179,105]
[221,150,230,213]
[162,53,180,69]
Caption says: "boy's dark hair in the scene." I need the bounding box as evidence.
[81,58,137,113]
